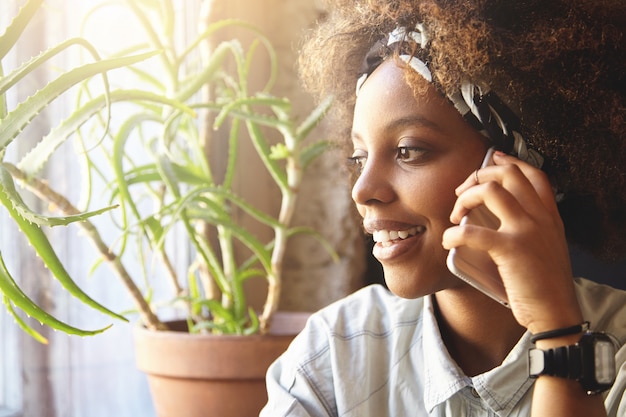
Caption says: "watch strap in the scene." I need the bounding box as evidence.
[530,321,589,343]
[538,344,582,379]
[528,331,618,395]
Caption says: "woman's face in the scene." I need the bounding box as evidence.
[351,60,488,298]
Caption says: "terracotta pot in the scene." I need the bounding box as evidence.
[134,312,309,417]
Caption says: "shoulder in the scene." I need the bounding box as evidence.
[576,280,626,416]
[264,287,427,416]
[575,277,626,340]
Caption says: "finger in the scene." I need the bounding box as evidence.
[449,179,530,229]
[492,151,560,216]
[455,155,557,220]
[456,151,552,200]
[456,164,489,195]
[442,222,500,252]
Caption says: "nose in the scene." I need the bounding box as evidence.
[351,158,395,206]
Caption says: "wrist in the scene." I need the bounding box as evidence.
[520,283,583,336]
[528,325,617,395]
[531,321,589,349]
[526,309,584,337]
[534,333,583,350]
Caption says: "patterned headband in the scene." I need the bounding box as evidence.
[356,25,544,169]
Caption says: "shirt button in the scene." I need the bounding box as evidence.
[471,388,480,398]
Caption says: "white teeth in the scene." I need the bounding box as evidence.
[374,230,390,242]
[372,226,425,243]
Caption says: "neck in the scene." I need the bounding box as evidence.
[433,288,525,377]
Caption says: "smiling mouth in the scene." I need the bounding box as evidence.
[372,226,426,247]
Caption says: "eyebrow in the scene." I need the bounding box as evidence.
[351,114,444,140]
[387,115,443,132]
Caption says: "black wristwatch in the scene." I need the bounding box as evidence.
[528,331,617,394]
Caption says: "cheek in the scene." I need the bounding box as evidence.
[406,172,462,220]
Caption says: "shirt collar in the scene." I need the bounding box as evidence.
[422,295,535,416]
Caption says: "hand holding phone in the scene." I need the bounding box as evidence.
[446,147,509,307]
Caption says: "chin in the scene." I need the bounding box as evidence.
[382,264,453,299]
[383,273,431,299]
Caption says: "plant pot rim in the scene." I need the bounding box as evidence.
[133,310,311,338]
[133,311,310,379]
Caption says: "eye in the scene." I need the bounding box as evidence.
[397,146,426,163]
[347,150,367,174]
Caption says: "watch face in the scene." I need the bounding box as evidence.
[594,339,616,384]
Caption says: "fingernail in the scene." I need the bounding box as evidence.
[494,150,506,157]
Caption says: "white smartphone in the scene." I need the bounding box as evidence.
[446,147,510,307]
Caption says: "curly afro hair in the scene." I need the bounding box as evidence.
[299,0,626,261]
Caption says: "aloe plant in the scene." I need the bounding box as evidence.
[0,0,155,342]
[0,0,333,342]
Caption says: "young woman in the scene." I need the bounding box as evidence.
[261,1,626,416]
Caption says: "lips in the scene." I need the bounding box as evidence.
[363,219,427,261]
